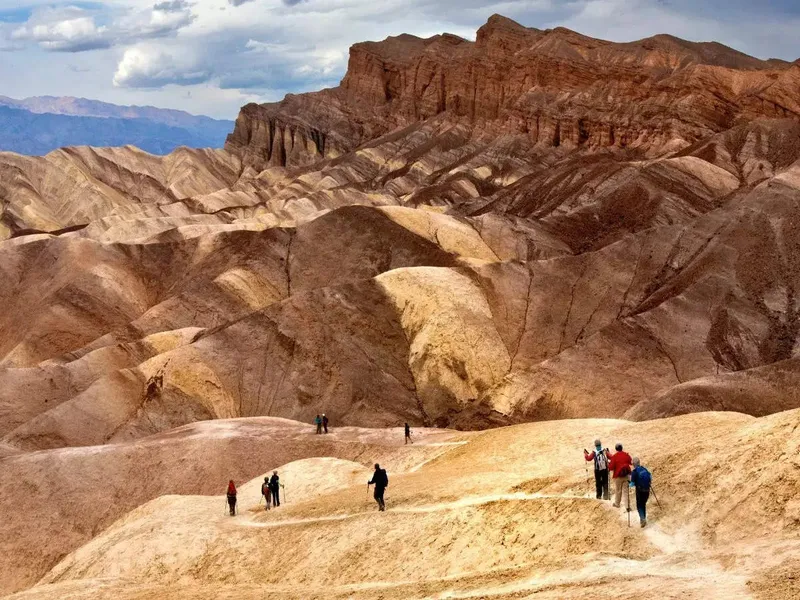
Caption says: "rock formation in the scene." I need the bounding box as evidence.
[2,17,800,451]
[2,14,800,598]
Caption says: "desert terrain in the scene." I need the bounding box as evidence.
[1,14,799,599]
[3,412,799,599]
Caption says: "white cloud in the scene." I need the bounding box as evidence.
[113,44,208,87]
[2,0,800,118]
[7,0,194,53]
[11,7,111,52]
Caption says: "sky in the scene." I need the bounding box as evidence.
[0,0,798,119]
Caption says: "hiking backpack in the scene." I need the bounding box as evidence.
[594,450,608,471]
[637,467,652,489]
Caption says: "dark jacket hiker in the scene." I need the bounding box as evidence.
[368,464,389,511]
[269,471,281,507]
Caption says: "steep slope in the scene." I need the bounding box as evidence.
[2,16,800,448]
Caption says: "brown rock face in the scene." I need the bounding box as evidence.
[227,14,800,170]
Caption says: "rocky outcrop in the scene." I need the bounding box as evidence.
[224,101,351,170]
[227,14,800,167]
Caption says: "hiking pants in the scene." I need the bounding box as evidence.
[374,486,386,510]
[594,468,609,500]
[323,423,328,433]
[613,477,630,509]
[636,487,650,522]
[264,493,271,509]
[227,496,236,515]
[316,423,322,434]
[271,488,280,507]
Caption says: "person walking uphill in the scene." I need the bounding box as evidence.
[322,414,329,434]
[226,480,237,516]
[368,463,389,511]
[608,443,632,510]
[269,471,281,507]
[630,457,652,527]
[584,439,610,500]
[405,422,413,445]
[314,414,322,434]
[261,477,271,511]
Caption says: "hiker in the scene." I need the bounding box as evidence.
[608,443,632,510]
[261,476,271,511]
[226,480,237,516]
[404,422,413,445]
[630,457,652,527]
[314,414,322,434]
[269,470,281,507]
[368,463,389,511]
[322,413,329,434]
[584,439,610,500]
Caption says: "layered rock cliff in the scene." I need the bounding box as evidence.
[226,14,800,169]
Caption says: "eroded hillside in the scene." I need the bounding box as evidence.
[1,14,800,599]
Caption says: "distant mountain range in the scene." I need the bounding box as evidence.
[0,96,234,155]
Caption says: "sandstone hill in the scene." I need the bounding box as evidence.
[2,18,800,451]
[1,14,800,598]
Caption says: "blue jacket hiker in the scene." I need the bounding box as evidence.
[629,457,652,527]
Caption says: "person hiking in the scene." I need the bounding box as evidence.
[630,457,652,527]
[584,439,610,500]
[269,471,281,507]
[322,413,329,434]
[261,476,271,511]
[608,443,632,510]
[226,480,237,516]
[404,422,413,445]
[314,414,322,434]
[368,463,389,511]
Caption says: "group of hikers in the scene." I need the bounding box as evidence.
[225,430,654,524]
[314,414,329,434]
[224,419,411,517]
[584,440,653,527]
[225,465,388,514]
[225,471,282,515]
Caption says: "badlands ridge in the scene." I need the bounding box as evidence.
[0,14,799,599]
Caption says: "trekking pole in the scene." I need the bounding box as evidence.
[281,483,286,504]
[626,485,631,528]
[651,485,662,509]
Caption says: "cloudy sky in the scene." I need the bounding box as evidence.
[1,0,798,119]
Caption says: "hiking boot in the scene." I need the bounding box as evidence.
[612,503,620,508]
[640,520,647,528]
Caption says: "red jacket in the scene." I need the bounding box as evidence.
[608,451,632,478]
